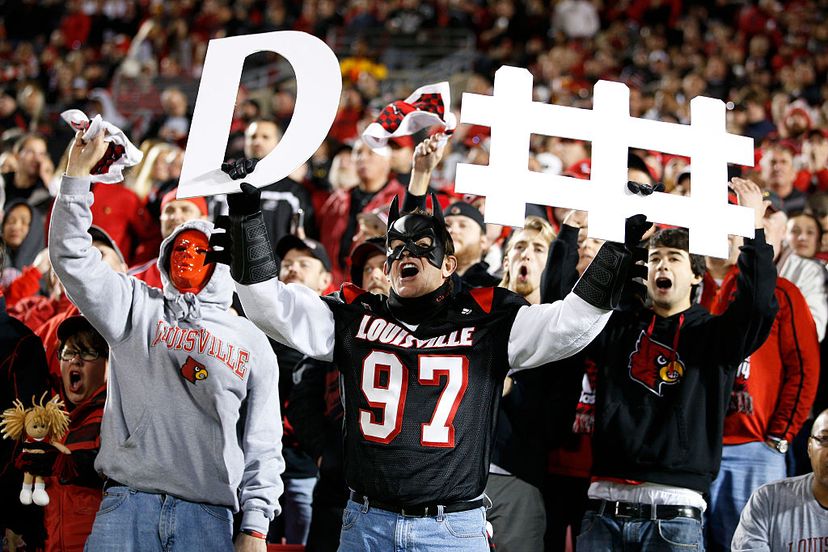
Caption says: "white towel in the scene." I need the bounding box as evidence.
[60,109,143,184]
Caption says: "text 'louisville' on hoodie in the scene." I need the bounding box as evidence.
[49,175,284,535]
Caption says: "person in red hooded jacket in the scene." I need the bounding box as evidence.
[44,315,108,552]
[703,233,820,551]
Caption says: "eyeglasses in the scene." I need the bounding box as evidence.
[59,349,101,362]
[809,435,828,448]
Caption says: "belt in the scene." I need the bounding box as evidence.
[103,479,127,492]
[349,491,485,518]
[587,499,702,521]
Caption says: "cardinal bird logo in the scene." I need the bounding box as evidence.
[628,331,685,396]
[180,356,208,384]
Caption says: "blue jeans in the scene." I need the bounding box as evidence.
[337,499,489,552]
[283,477,316,544]
[576,510,704,551]
[707,441,787,551]
[84,486,233,552]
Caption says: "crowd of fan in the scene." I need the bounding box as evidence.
[1,0,828,551]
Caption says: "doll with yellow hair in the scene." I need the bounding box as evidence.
[1,394,71,506]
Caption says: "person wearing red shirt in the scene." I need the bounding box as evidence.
[317,140,404,286]
[44,315,108,552]
[703,234,820,551]
[87,180,161,266]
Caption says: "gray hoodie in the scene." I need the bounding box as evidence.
[50,175,283,534]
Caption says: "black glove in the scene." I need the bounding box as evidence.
[624,213,653,250]
[227,181,262,217]
[573,214,651,311]
[222,182,278,284]
[222,157,259,180]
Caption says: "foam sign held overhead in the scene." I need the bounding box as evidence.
[177,31,342,199]
[454,66,755,259]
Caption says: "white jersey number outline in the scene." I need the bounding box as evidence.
[359,352,468,447]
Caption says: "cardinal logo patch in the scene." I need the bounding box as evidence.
[180,356,208,384]
[628,330,685,396]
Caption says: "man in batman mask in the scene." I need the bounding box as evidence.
[216,146,649,551]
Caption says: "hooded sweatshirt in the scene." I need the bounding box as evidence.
[3,199,45,271]
[49,175,283,535]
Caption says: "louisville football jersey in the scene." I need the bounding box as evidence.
[322,284,527,505]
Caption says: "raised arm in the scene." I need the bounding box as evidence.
[49,132,136,344]
[221,174,335,361]
[237,337,284,543]
[402,133,446,212]
[708,178,779,364]
[540,211,583,303]
[509,214,651,370]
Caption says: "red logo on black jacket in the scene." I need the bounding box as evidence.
[628,331,685,396]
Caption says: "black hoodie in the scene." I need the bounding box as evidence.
[588,231,778,493]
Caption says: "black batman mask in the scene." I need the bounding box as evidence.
[386,194,451,270]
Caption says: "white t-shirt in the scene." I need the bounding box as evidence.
[732,473,828,551]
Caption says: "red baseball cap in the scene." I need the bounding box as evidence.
[160,189,209,216]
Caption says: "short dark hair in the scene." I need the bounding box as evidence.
[649,228,706,278]
[59,329,109,359]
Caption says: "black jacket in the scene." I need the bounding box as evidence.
[588,232,778,493]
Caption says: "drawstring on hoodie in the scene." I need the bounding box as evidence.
[646,313,684,361]
[170,293,202,323]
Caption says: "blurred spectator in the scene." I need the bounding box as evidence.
[287,237,388,552]
[142,87,190,146]
[486,216,557,552]
[217,118,316,246]
[267,235,333,545]
[742,91,776,144]
[2,200,44,274]
[786,212,824,260]
[0,88,28,135]
[131,142,183,217]
[327,144,360,192]
[35,226,127,399]
[552,0,600,39]
[704,235,820,551]
[763,144,807,214]
[44,315,108,552]
[763,205,828,341]
[317,140,404,285]
[0,247,51,550]
[2,133,53,213]
[388,136,414,187]
[445,201,500,288]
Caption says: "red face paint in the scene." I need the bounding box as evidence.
[169,230,214,294]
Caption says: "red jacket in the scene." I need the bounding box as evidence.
[45,384,106,552]
[702,270,820,444]
[88,183,162,266]
[317,180,405,286]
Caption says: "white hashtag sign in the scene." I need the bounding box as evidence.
[454,66,755,259]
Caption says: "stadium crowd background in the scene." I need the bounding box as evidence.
[2,0,828,550]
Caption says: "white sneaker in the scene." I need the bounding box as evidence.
[19,488,32,505]
[32,488,49,506]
